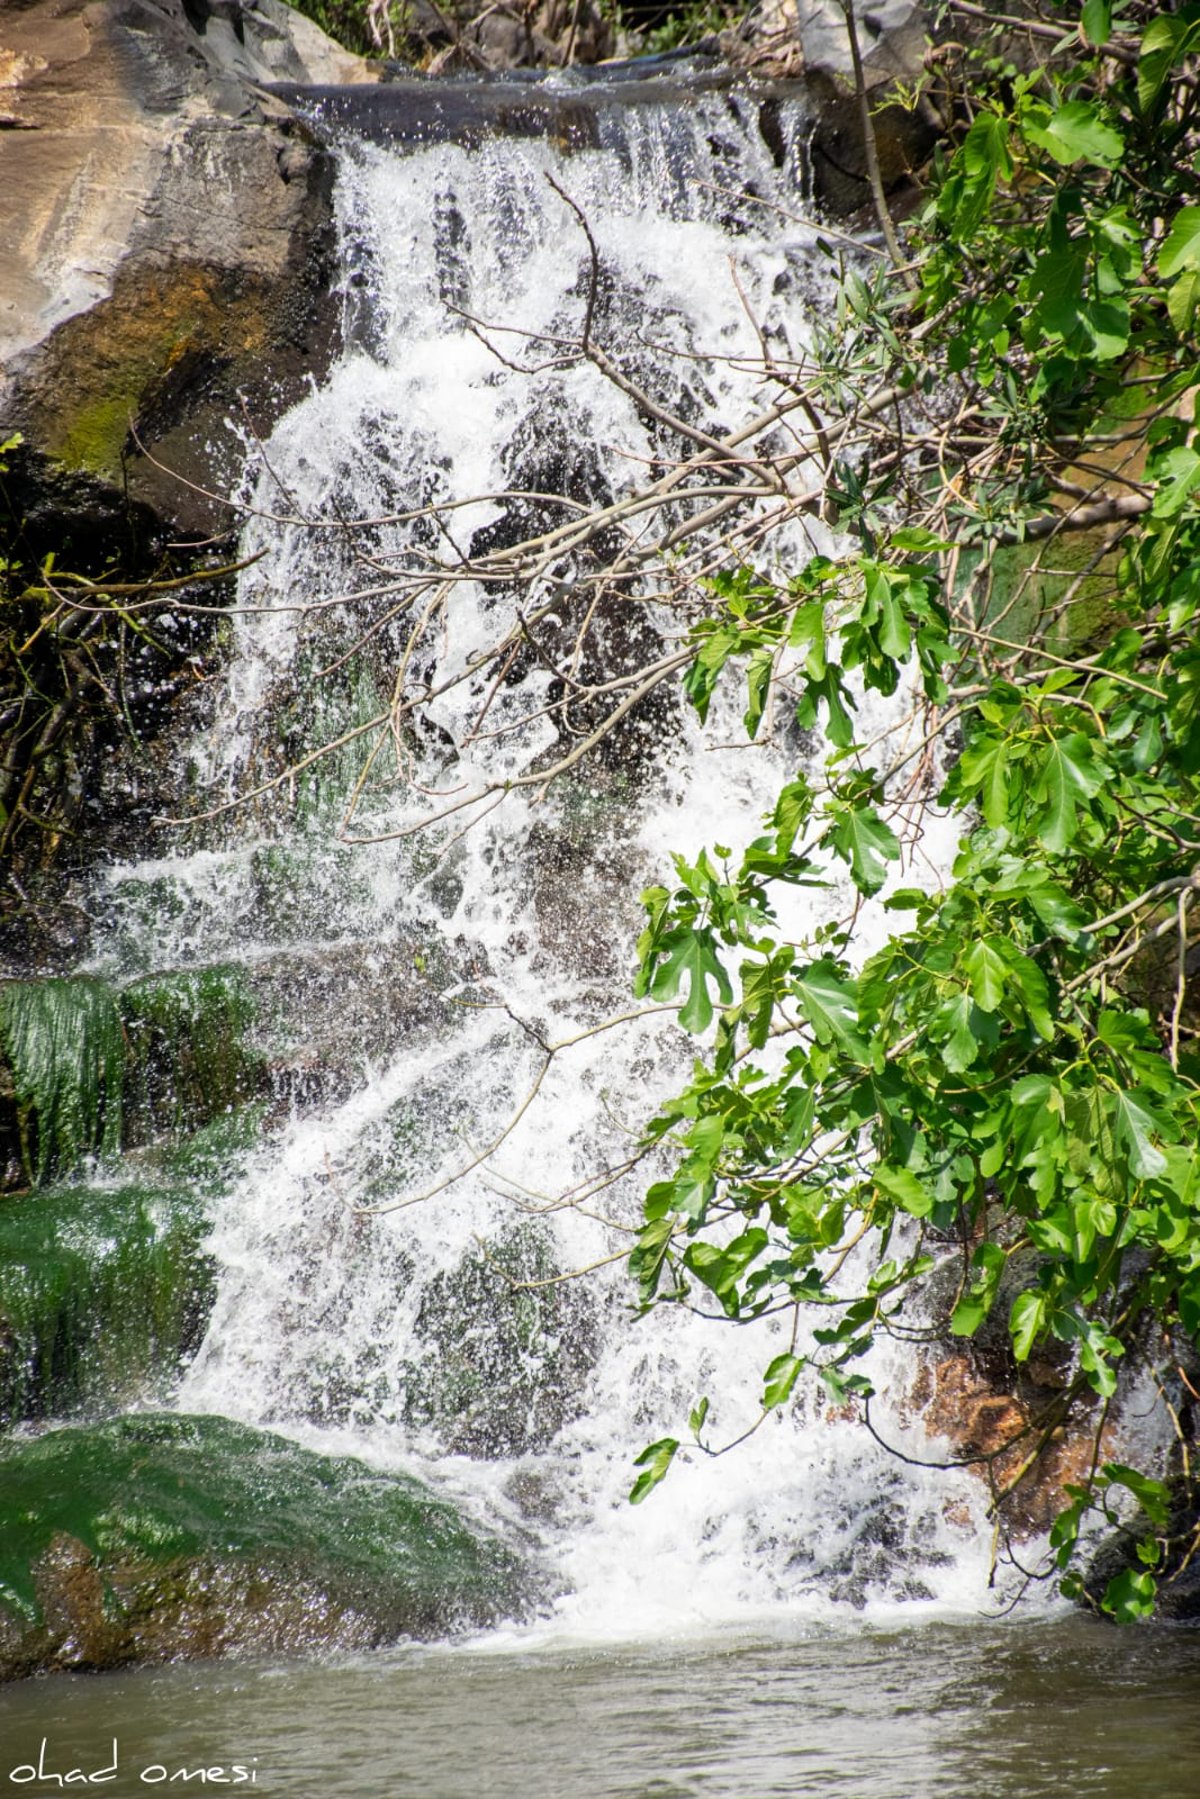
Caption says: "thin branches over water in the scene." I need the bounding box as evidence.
[140,171,1136,868]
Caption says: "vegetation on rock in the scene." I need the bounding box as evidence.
[0,967,262,1187]
[0,1182,214,1427]
[0,1413,527,1678]
[0,978,124,1185]
[120,966,261,1140]
[286,0,725,62]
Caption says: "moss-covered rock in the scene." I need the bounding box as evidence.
[1,0,366,536]
[403,1225,599,1458]
[958,529,1127,658]
[0,1182,215,1429]
[0,969,263,1188]
[120,966,261,1142]
[0,978,124,1187]
[0,1414,529,1680]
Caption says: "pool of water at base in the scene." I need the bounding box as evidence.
[2,1616,1199,1799]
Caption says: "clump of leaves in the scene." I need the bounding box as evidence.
[626,0,1200,1620]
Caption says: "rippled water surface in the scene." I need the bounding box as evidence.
[2,1619,1198,1798]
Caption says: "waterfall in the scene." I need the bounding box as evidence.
[87,76,1000,1637]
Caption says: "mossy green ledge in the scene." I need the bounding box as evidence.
[0,1181,215,1428]
[0,1414,531,1681]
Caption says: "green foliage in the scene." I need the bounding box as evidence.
[627,0,1200,1616]
[288,0,411,58]
[630,1435,679,1502]
[631,0,737,55]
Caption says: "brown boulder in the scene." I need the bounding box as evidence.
[908,1347,1116,1539]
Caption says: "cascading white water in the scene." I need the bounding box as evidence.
[89,80,1005,1638]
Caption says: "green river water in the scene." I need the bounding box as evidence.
[1,1620,1198,1798]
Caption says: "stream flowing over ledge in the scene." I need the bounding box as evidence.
[1,0,1189,1687]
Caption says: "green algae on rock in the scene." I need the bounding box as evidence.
[0,969,263,1187]
[0,1182,214,1428]
[120,966,261,1142]
[0,979,125,1186]
[0,1414,529,1680]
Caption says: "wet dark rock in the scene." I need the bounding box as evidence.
[902,1247,1108,1539]
[824,1497,949,1609]
[0,1181,215,1427]
[780,1474,952,1610]
[0,0,374,959]
[404,1225,600,1458]
[0,1413,529,1681]
[804,73,939,216]
[1082,1477,1200,1623]
[527,801,646,978]
[121,965,264,1141]
[718,0,940,214]
[246,938,473,1113]
[504,1463,570,1525]
[272,57,934,242]
[794,0,926,84]
[0,454,237,973]
[270,68,738,151]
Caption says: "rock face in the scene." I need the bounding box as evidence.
[907,1346,1112,1538]
[403,1226,600,1459]
[1084,1482,1200,1622]
[0,1181,215,1426]
[0,0,378,963]
[456,0,615,70]
[0,0,941,543]
[727,0,939,214]
[793,0,926,83]
[0,1413,529,1680]
[799,0,938,216]
[0,0,377,538]
[901,1246,1115,1539]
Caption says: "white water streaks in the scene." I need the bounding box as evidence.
[98,83,1012,1638]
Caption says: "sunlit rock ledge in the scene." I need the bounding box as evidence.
[0,0,373,538]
